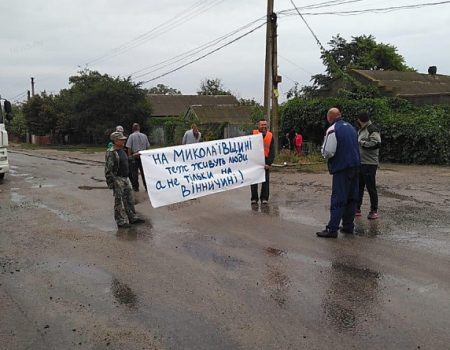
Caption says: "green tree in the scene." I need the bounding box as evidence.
[238,97,260,106]
[57,69,152,142]
[8,104,27,139]
[197,78,232,96]
[147,84,181,95]
[304,34,415,96]
[22,93,58,136]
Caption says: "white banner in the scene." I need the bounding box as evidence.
[140,134,266,208]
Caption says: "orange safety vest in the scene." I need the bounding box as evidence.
[253,130,273,157]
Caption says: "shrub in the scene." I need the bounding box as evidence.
[282,97,450,164]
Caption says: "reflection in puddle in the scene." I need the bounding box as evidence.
[322,259,381,332]
[111,278,138,307]
[355,220,383,237]
[116,224,153,241]
[183,242,243,270]
[251,203,280,216]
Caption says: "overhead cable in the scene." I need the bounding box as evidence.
[84,0,224,66]
[280,1,450,17]
[140,21,266,84]
[130,16,266,79]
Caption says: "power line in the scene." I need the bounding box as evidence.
[9,90,28,101]
[140,21,266,84]
[280,1,450,17]
[288,0,328,53]
[279,54,313,75]
[129,1,367,80]
[84,0,225,66]
[85,0,368,68]
[130,16,266,79]
[300,0,365,10]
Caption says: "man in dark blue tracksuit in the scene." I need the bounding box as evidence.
[317,108,360,238]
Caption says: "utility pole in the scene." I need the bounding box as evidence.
[264,0,280,154]
[263,0,273,124]
[31,77,35,96]
[271,12,280,155]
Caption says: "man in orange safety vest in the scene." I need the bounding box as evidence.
[251,119,275,205]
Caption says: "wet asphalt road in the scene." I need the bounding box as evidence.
[1,151,450,350]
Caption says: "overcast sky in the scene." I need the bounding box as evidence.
[2,0,449,104]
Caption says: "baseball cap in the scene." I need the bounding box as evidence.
[110,131,127,141]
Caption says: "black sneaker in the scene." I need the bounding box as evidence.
[117,223,131,228]
[251,199,258,204]
[316,229,338,238]
[130,218,145,224]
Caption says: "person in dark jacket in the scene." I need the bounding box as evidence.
[317,108,360,238]
[251,119,275,205]
[356,112,381,220]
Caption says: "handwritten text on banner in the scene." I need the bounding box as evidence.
[140,134,265,208]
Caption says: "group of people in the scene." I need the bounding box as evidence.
[251,108,380,240]
[105,123,202,228]
[317,107,381,238]
[280,129,303,155]
[104,112,380,235]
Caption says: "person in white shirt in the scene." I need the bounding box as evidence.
[182,124,201,145]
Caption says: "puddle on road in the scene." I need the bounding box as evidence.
[90,176,105,183]
[115,224,153,241]
[111,278,138,307]
[251,201,323,226]
[31,184,56,189]
[354,220,385,237]
[78,185,108,190]
[250,203,280,216]
[265,247,286,257]
[183,242,243,270]
[265,265,291,308]
[10,191,74,221]
[331,261,381,280]
[322,259,382,332]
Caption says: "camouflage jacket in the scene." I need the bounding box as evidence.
[104,150,120,189]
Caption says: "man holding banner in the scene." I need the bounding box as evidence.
[250,119,275,205]
[140,134,266,208]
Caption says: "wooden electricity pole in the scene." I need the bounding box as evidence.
[271,12,280,155]
[263,0,280,154]
[31,77,35,96]
[263,0,273,124]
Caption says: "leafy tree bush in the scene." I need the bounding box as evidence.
[22,93,58,136]
[197,78,232,96]
[147,84,181,95]
[302,34,415,97]
[8,105,27,140]
[282,97,450,165]
[53,70,151,143]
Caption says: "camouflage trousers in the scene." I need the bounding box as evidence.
[112,177,137,226]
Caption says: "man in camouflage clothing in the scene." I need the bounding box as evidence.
[105,131,145,228]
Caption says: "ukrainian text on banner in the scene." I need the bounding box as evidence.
[140,134,265,208]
